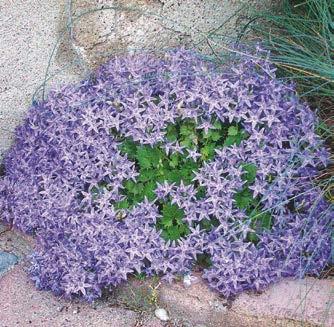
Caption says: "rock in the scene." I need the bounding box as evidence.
[0,228,34,259]
[154,308,169,321]
[233,277,334,327]
[183,273,199,288]
[68,0,276,68]
[159,272,228,326]
[0,251,18,276]
[57,305,66,312]
[158,272,334,327]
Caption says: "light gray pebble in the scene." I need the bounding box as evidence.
[0,251,18,276]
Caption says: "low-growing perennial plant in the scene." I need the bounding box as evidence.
[0,48,332,301]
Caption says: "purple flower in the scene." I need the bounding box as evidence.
[0,48,331,302]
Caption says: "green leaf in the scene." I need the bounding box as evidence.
[120,139,137,159]
[138,169,156,182]
[182,160,198,171]
[132,183,144,195]
[162,203,184,221]
[180,136,195,149]
[223,135,236,147]
[160,215,173,228]
[202,130,211,139]
[203,130,221,142]
[234,188,254,209]
[124,180,135,192]
[213,120,223,130]
[132,193,144,203]
[267,174,275,183]
[241,163,257,184]
[177,223,189,235]
[180,124,194,136]
[249,209,272,231]
[165,170,182,184]
[166,125,178,142]
[114,199,129,210]
[169,154,179,168]
[179,169,194,184]
[200,219,214,231]
[136,156,152,170]
[142,181,157,201]
[135,146,161,169]
[228,126,238,136]
[210,131,221,142]
[196,186,206,199]
[196,253,212,268]
[166,226,181,240]
[134,272,146,280]
[247,232,259,243]
[158,202,189,240]
[200,143,216,160]
[223,130,248,147]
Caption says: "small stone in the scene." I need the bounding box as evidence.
[57,305,65,312]
[73,307,80,314]
[0,251,18,276]
[183,273,199,288]
[72,307,80,314]
[210,299,227,313]
[155,308,169,321]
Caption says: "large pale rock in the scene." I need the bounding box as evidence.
[158,272,334,327]
[233,277,334,327]
[68,0,275,67]
[159,273,228,326]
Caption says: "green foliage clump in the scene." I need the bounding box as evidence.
[113,117,274,243]
[158,203,189,240]
[246,0,334,99]
[115,118,249,240]
[115,279,160,312]
[243,0,334,204]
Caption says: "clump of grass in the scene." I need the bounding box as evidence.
[242,0,334,200]
[115,278,160,312]
[245,0,334,100]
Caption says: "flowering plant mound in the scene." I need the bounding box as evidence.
[0,49,332,301]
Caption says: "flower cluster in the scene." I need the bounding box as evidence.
[0,48,332,301]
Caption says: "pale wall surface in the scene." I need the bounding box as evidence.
[0,0,78,160]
